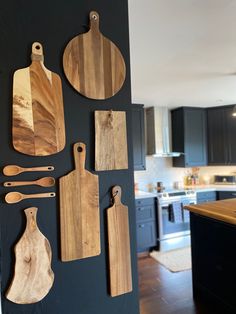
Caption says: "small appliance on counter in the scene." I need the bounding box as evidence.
[214,175,236,185]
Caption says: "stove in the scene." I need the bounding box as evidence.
[156,189,197,251]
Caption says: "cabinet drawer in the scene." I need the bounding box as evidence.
[136,221,156,249]
[217,191,236,200]
[197,191,216,203]
[136,205,155,222]
[135,197,155,207]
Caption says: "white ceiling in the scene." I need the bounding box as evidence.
[128,0,236,107]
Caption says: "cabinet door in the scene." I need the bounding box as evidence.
[207,108,227,165]
[132,105,146,170]
[184,109,207,167]
[136,221,156,250]
[225,106,236,164]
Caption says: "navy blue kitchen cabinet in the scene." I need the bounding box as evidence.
[135,198,157,252]
[217,191,236,200]
[132,104,146,171]
[207,105,236,165]
[196,191,216,204]
[171,107,207,167]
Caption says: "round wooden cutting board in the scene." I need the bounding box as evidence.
[63,11,126,100]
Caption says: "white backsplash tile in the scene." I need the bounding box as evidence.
[134,156,236,192]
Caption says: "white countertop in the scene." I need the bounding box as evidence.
[135,185,236,199]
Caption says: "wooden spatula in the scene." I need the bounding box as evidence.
[107,186,132,297]
[12,42,66,156]
[59,142,100,261]
[6,207,54,304]
[63,11,126,100]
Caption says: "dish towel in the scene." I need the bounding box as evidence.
[168,201,183,223]
[183,208,190,223]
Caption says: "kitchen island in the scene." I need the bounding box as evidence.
[185,199,236,314]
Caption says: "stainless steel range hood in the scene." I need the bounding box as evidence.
[145,106,182,157]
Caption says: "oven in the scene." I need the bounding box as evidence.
[157,190,196,243]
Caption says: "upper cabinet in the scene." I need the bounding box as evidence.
[207,105,236,165]
[132,104,146,171]
[171,107,207,167]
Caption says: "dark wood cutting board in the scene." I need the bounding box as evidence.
[63,11,126,100]
[59,142,101,261]
[12,42,66,156]
[6,207,54,304]
[107,186,132,297]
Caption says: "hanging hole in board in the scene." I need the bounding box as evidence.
[35,45,40,50]
[50,193,54,196]
[78,146,83,153]
[92,14,97,20]
[7,183,11,186]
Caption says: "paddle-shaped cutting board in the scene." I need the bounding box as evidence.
[13,42,66,156]
[59,142,100,261]
[6,207,54,304]
[63,11,126,100]
[107,186,132,297]
[95,110,128,171]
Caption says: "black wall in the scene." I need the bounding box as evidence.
[0,1,140,313]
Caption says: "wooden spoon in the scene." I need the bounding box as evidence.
[5,192,56,204]
[3,165,54,176]
[4,177,55,188]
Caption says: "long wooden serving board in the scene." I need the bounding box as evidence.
[6,207,54,304]
[59,142,100,261]
[63,11,126,100]
[95,110,128,171]
[107,186,132,297]
[12,42,66,156]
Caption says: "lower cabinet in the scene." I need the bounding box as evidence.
[217,191,236,200]
[196,191,216,204]
[135,197,157,252]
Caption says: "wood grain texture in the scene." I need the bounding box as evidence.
[6,207,54,304]
[63,11,126,100]
[13,42,66,156]
[59,142,100,261]
[185,198,236,225]
[107,186,132,297]
[95,110,128,171]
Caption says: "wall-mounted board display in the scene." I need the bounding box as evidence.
[63,11,126,100]
[59,142,100,261]
[6,207,54,304]
[95,110,128,171]
[12,42,66,156]
[107,186,132,297]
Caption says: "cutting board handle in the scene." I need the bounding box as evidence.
[31,42,44,62]
[112,185,122,205]
[25,207,38,233]
[89,11,99,31]
[73,142,86,173]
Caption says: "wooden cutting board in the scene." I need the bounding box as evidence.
[63,11,126,100]
[107,186,132,297]
[6,207,54,304]
[59,142,100,261]
[12,42,66,156]
[95,110,128,171]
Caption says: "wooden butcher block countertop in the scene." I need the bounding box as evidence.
[185,199,236,225]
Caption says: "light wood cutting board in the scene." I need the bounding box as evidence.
[95,110,128,171]
[59,142,100,261]
[6,207,54,304]
[107,186,132,297]
[12,42,66,156]
[63,11,126,100]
